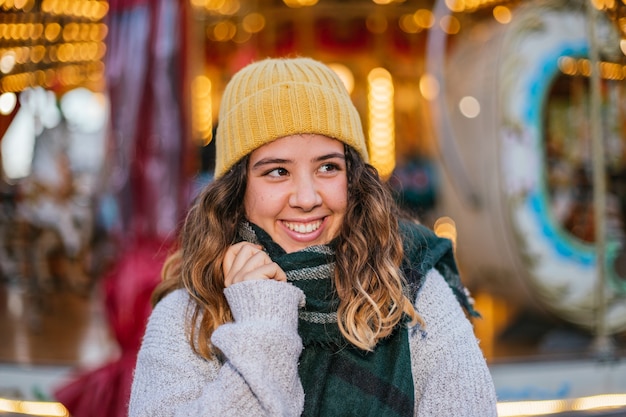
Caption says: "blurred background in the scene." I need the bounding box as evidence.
[0,0,626,416]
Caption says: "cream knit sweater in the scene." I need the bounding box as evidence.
[128,269,498,416]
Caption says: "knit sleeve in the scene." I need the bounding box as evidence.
[409,268,498,417]
[128,280,305,417]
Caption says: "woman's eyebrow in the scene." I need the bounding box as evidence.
[251,157,291,170]
[314,152,345,162]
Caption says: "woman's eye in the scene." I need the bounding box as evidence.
[319,163,340,173]
[266,167,288,177]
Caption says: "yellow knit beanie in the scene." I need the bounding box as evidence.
[214,57,369,178]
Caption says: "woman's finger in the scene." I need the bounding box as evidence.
[223,242,262,281]
[230,259,286,285]
[223,243,286,287]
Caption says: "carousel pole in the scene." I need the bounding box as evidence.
[587,0,616,360]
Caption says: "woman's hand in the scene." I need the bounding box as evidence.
[222,242,287,287]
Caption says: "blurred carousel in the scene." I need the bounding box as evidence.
[430,0,626,352]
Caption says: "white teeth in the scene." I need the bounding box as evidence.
[284,220,322,233]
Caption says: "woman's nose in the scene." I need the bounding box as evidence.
[289,176,322,211]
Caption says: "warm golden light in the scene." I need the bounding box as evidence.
[283,0,318,7]
[62,22,79,41]
[440,15,461,34]
[242,12,265,33]
[445,0,465,13]
[211,21,236,41]
[31,45,46,63]
[399,13,422,33]
[558,56,577,75]
[327,63,354,94]
[443,0,518,13]
[497,394,626,416]
[0,398,69,417]
[203,0,227,11]
[214,0,240,15]
[413,9,435,29]
[0,51,16,74]
[559,56,626,81]
[590,0,605,9]
[493,5,512,24]
[572,393,626,410]
[191,75,213,144]
[1,1,108,94]
[419,73,439,101]
[498,399,567,416]
[434,216,457,248]
[367,67,395,180]
[44,23,62,42]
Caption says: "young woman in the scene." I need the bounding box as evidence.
[128,57,498,416]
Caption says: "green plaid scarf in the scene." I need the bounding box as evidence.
[237,220,477,417]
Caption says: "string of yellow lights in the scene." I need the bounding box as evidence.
[0,0,108,94]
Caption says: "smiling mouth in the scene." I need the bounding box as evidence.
[282,220,323,234]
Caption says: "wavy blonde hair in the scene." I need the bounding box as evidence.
[153,146,422,357]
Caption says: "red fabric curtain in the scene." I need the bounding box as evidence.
[54,238,170,416]
[54,0,190,414]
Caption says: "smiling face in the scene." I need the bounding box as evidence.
[244,134,348,253]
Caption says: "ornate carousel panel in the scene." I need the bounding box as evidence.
[432,0,626,335]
